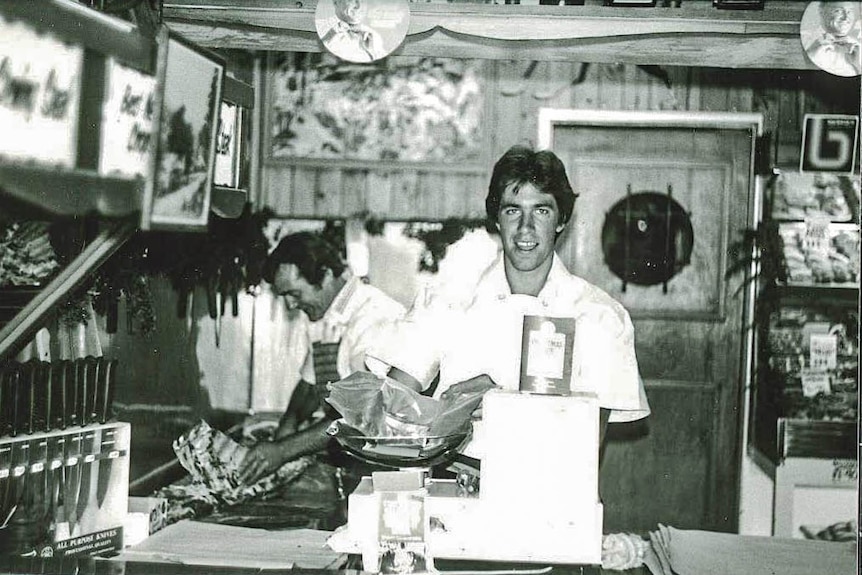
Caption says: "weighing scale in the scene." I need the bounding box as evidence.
[326,389,603,572]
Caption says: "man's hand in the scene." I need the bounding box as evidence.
[238,441,289,485]
[439,374,498,401]
[440,374,499,419]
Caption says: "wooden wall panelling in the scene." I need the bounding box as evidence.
[621,64,644,111]
[388,171,420,220]
[598,64,624,111]
[367,170,394,217]
[417,171,446,220]
[341,169,367,216]
[570,61,601,111]
[261,164,293,215]
[291,165,318,216]
[316,168,343,217]
[491,60,529,157]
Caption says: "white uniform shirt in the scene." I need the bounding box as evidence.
[370,254,650,423]
[301,276,405,383]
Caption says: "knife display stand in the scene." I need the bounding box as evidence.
[0,357,118,439]
[0,421,130,558]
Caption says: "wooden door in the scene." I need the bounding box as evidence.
[548,115,758,533]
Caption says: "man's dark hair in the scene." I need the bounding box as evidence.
[263,231,346,287]
[485,145,577,226]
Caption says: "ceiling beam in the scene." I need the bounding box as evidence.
[163,0,815,69]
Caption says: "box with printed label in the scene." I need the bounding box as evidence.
[0,421,130,557]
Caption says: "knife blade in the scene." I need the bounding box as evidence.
[75,428,100,536]
[30,438,49,541]
[0,443,12,531]
[47,434,64,542]
[96,428,117,511]
[63,432,82,534]
[3,440,28,530]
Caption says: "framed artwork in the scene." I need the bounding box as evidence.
[0,13,83,168]
[266,52,488,170]
[142,32,224,231]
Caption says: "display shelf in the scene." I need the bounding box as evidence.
[777,418,856,461]
[0,162,144,218]
[747,171,859,467]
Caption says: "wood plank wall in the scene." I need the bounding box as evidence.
[257,59,858,220]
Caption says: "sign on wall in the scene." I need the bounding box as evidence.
[0,14,83,167]
[801,114,859,174]
[99,59,158,178]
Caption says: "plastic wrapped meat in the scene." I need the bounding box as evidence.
[170,420,313,506]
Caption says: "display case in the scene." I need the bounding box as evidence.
[747,170,859,537]
[749,171,859,463]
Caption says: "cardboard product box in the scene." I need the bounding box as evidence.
[0,421,130,558]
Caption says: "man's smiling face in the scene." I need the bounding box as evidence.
[497,181,563,275]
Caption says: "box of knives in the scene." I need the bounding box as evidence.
[0,421,130,558]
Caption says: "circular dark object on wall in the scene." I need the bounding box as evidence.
[601,191,694,287]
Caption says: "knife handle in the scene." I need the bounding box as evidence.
[23,359,38,435]
[89,357,102,425]
[70,359,83,428]
[52,361,69,430]
[42,362,53,434]
[0,366,9,438]
[79,357,97,426]
[9,366,21,437]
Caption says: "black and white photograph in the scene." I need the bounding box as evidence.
[800,2,862,78]
[0,1,859,574]
[146,36,223,230]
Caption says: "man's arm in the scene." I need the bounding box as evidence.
[275,379,320,439]
[386,366,423,392]
[238,418,332,485]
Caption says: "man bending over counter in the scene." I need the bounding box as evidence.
[238,232,405,484]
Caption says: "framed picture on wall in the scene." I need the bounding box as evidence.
[265,52,489,172]
[142,32,224,231]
